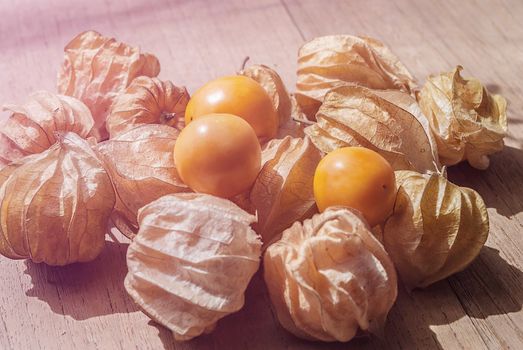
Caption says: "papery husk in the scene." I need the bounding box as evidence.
[373,89,441,170]
[240,64,304,138]
[0,132,115,265]
[296,35,416,118]
[96,125,189,238]
[125,193,261,341]
[249,136,321,246]
[305,84,440,173]
[383,170,489,289]
[240,64,292,126]
[0,91,94,167]
[106,76,189,138]
[264,207,397,342]
[277,94,307,139]
[418,66,507,169]
[57,31,161,140]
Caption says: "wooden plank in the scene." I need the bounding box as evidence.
[1,0,522,349]
[0,0,302,100]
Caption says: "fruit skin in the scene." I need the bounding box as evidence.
[313,147,396,227]
[185,75,279,142]
[174,113,262,198]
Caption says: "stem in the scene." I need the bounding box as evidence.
[161,111,176,122]
[107,229,121,244]
[440,165,448,178]
[240,56,250,71]
[292,116,315,126]
[109,213,136,241]
[161,111,186,131]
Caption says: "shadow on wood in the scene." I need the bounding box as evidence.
[23,240,138,320]
[148,321,177,350]
[448,145,523,218]
[152,246,523,349]
[447,246,523,320]
[154,270,443,350]
[155,270,296,350]
[485,83,502,94]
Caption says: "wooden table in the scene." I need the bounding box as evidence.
[1,0,522,349]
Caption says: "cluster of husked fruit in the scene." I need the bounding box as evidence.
[1,31,503,343]
[178,75,395,226]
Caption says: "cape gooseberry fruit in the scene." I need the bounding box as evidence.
[185,75,279,143]
[313,147,396,226]
[174,113,262,198]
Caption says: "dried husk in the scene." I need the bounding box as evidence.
[296,35,416,118]
[240,64,304,138]
[106,76,189,138]
[418,66,507,169]
[249,136,321,246]
[95,125,189,238]
[383,170,489,289]
[0,132,115,265]
[276,94,307,139]
[0,91,94,167]
[373,89,441,170]
[264,207,398,342]
[240,64,292,126]
[57,31,161,140]
[305,84,440,173]
[125,193,261,341]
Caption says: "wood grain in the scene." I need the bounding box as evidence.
[1,0,522,349]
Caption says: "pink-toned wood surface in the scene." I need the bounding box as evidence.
[1,0,522,349]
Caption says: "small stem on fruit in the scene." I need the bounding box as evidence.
[240,56,250,71]
[110,213,136,241]
[161,111,185,130]
[292,117,315,126]
[161,111,176,121]
[107,229,120,244]
[441,165,447,178]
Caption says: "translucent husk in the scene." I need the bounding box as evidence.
[57,30,161,140]
[106,76,189,138]
[1,91,94,168]
[95,125,189,238]
[296,35,416,119]
[383,170,489,289]
[264,207,398,342]
[249,136,321,246]
[240,63,305,139]
[305,84,440,173]
[418,66,507,169]
[0,132,115,265]
[125,193,261,341]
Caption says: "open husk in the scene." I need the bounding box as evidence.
[106,76,189,138]
[240,64,292,126]
[249,136,321,246]
[383,170,489,289]
[418,66,507,169]
[373,89,440,168]
[57,31,161,140]
[95,125,189,238]
[305,84,440,173]
[0,132,115,265]
[296,35,416,118]
[125,193,261,341]
[1,91,94,168]
[240,64,304,138]
[264,207,397,342]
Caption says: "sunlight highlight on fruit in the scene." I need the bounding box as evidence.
[313,147,396,227]
[185,75,279,142]
[174,113,262,198]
